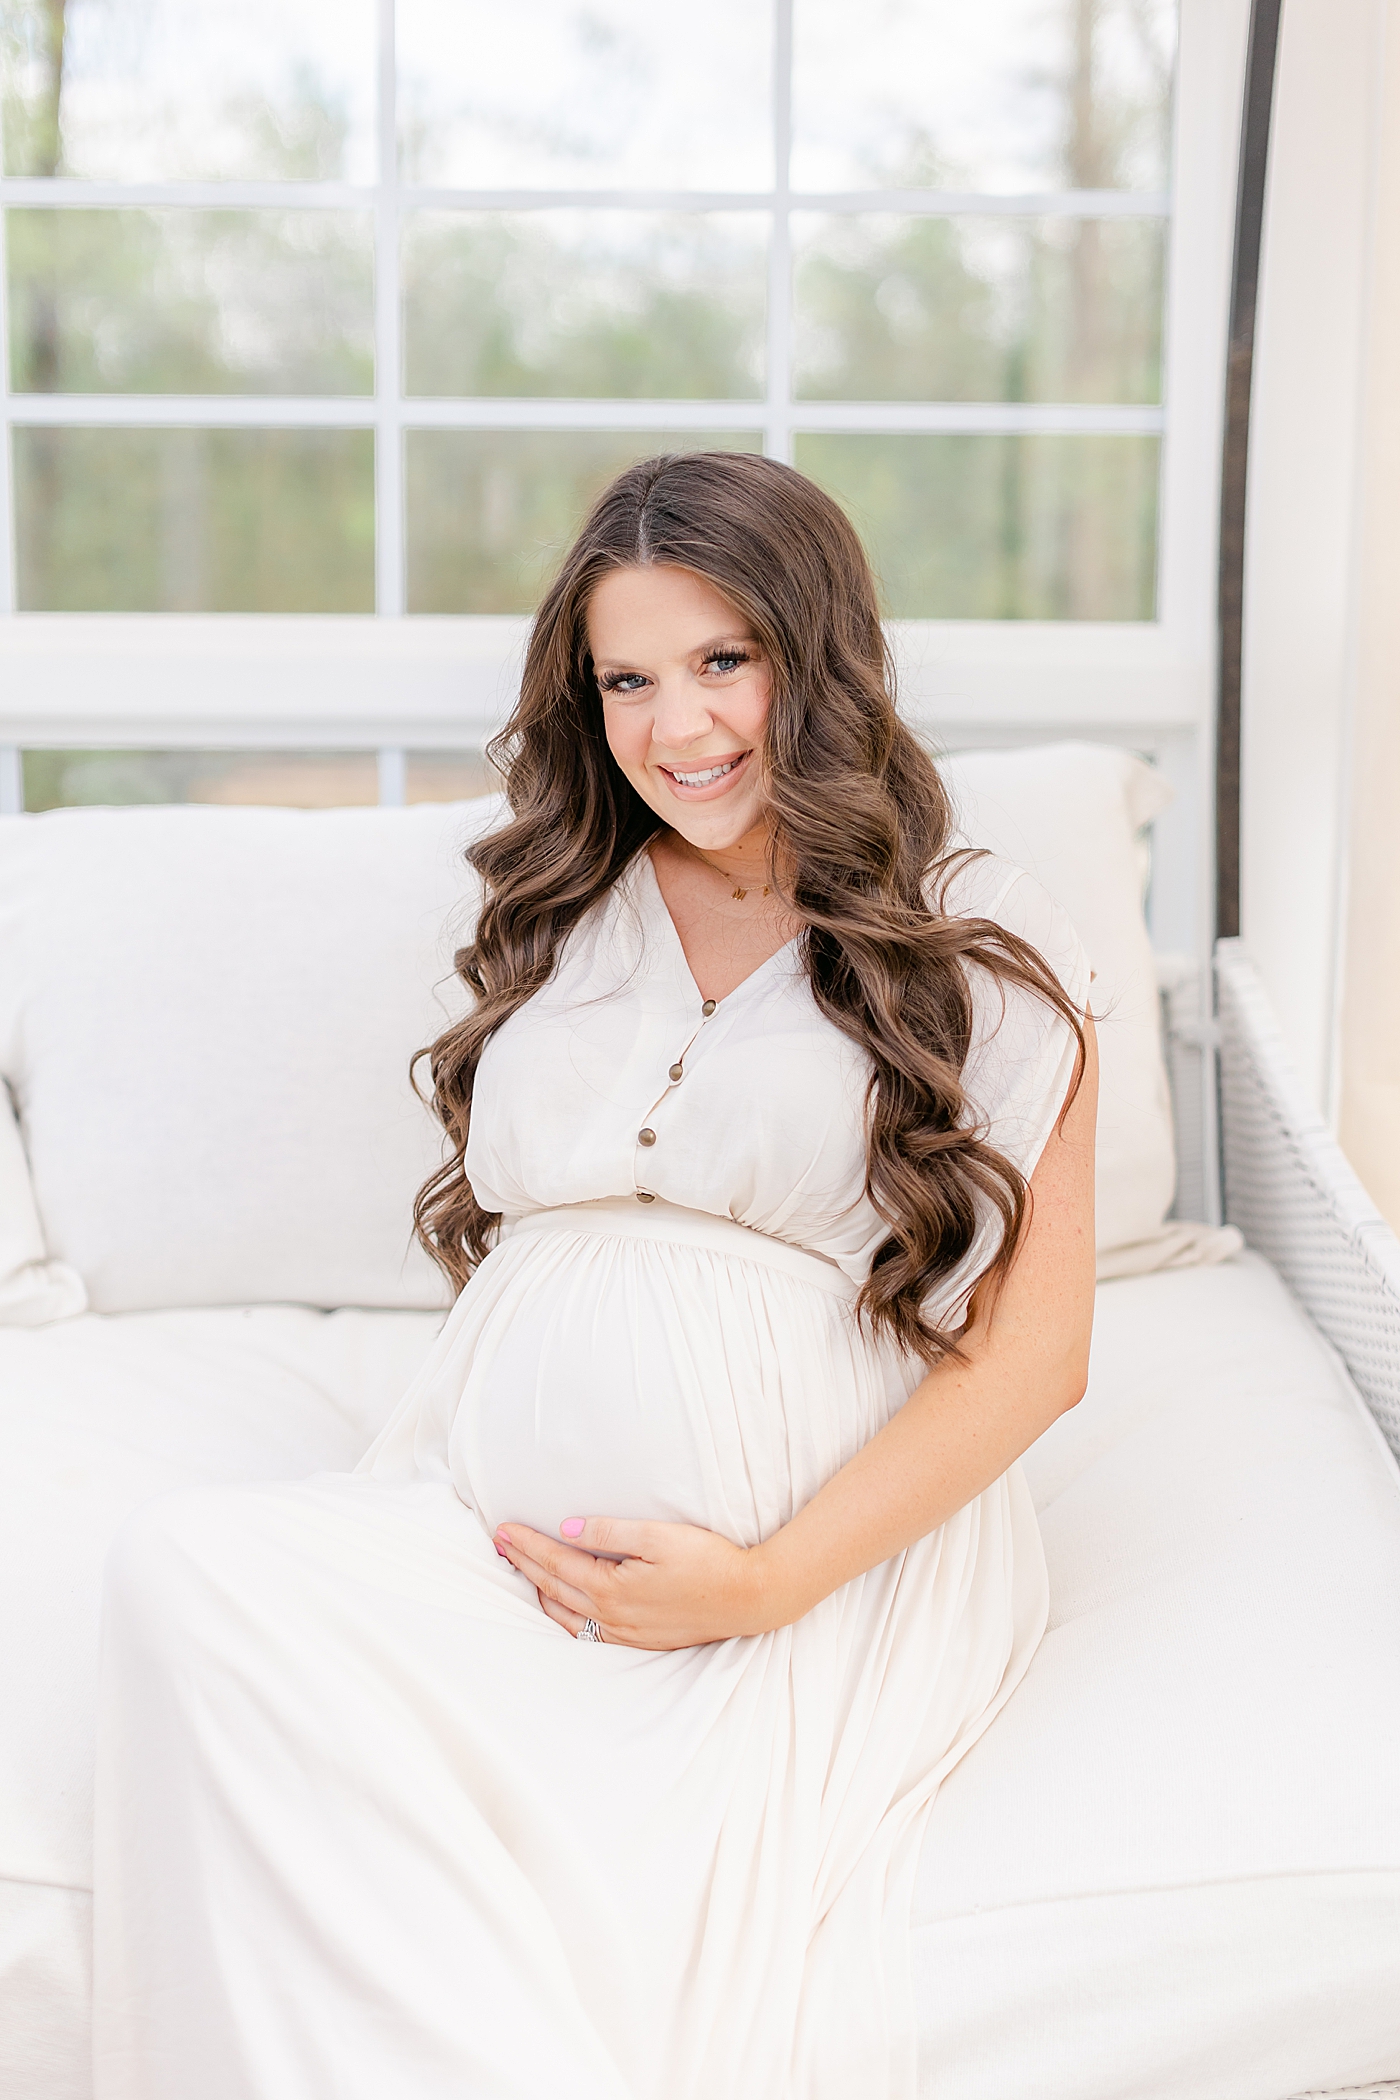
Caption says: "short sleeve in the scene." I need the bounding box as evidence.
[914,851,1090,1330]
[935,849,1091,1187]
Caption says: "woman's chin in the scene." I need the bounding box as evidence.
[664,796,768,853]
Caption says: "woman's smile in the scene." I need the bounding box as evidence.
[656,749,753,800]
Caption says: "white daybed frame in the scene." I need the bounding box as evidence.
[1210,942,1400,1468]
[1158,932,1400,1478]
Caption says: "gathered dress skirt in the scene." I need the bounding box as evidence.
[92,1197,1049,2100]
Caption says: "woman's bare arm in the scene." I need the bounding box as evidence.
[750,1013,1097,1627]
[495,1017,1097,1648]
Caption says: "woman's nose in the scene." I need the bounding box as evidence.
[650,676,714,749]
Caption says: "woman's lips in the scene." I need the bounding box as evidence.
[656,750,753,801]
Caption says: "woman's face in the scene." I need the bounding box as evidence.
[588,563,772,855]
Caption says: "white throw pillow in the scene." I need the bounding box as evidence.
[939,742,1178,1259]
[0,800,500,1316]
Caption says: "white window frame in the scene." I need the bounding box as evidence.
[0,0,1251,966]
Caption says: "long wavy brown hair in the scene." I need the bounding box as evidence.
[414,451,1084,1363]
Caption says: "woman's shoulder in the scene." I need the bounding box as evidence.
[927,845,1090,1176]
[926,842,1089,1004]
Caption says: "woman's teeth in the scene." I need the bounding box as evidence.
[670,757,743,788]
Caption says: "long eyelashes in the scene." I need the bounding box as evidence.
[598,653,752,694]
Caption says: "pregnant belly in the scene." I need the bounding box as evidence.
[445,1216,891,1547]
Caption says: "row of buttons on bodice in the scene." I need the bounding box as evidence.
[634,996,717,1203]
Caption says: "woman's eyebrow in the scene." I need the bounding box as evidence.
[594,634,758,670]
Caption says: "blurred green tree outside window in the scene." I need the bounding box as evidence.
[406,431,765,614]
[402,214,767,403]
[798,432,1159,622]
[7,208,375,395]
[14,427,376,611]
[793,215,1164,407]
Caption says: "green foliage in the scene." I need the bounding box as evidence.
[20,749,383,811]
[19,747,495,811]
[1,0,358,180]
[7,208,374,394]
[1,0,65,177]
[406,431,764,614]
[795,214,1164,405]
[15,428,376,611]
[798,433,1159,620]
[403,214,765,401]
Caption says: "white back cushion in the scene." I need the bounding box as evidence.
[0,800,499,1315]
[0,744,1176,1318]
[940,741,1176,1257]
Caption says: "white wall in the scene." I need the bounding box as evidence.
[1240,0,1388,1108]
[1337,0,1400,1227]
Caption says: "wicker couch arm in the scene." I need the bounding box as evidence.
[1216,938,1400,1462]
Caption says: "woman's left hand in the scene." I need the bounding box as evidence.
[492,1516,773,1650]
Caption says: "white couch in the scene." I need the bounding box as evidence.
[2,747,1398,2100]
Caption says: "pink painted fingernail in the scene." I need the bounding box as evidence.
[560,1517,586,1538]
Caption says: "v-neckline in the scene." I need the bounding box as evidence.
[635,847,802,1009]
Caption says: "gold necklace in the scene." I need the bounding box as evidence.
[690,845,771,902]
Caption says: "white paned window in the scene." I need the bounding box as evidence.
[0,0,1248,955]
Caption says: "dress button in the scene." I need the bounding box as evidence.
[701,998,717,1017]
[638,1127,656,1146]
[668,1062,684,1082]
[636,1189,656,1204]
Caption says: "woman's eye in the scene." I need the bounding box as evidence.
[601,672,648,695]
[705,653,747,676]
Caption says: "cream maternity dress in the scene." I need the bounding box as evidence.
[92,846,1088,2100]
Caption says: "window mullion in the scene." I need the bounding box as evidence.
[765,0,794,468]
[0,397,1165,436]
[375,0,405,618]
[5,396,378,427]
[785,188,1172,218]
[0,178,375,210]
[0,181,1173,221]
[0,202,13,616]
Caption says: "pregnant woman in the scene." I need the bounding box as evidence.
[93,452,1097,2100]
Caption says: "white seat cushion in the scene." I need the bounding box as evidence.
[3,1259,1399,2098]
[0,1306,442,1896]
[0,1301,443,2100]
[914,1253,1400,2099]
